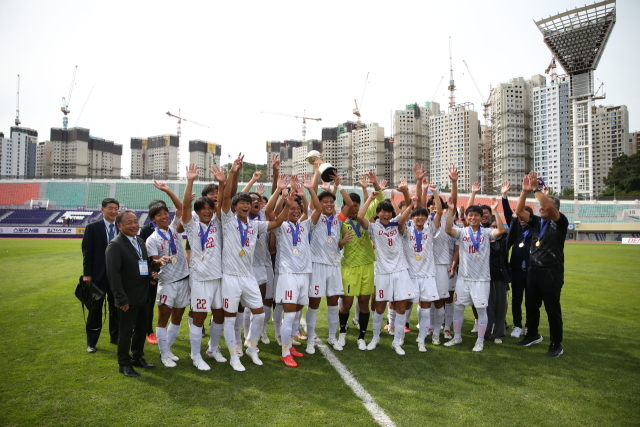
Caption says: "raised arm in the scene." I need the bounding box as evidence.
[468,181,480,207]
[271,153,280,194]
[221,154,243,214]
[357,191,379,230]
[268,185,296,231]
[153,180,183,231]
[530,171,559,221]
[398,202,414,233]
[303,173,322,225]
[358,174,369,201]
[515,173,532,223]
[265,174,287,221]
[445,200,457,238]
[397,177,411,208]
[413,163,427,208]
[241,170,262,193]
[431,184,443,226]
[333,174,353,218]
[448,164,458,208]
[181,163,199,224]
[491,197,506,238]
[209,165,227,219]
[500,180,514,220]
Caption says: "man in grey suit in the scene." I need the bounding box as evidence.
[106,210,156,377]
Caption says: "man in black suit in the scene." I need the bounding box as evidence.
[81,198,121,353]
[106,210,156,377]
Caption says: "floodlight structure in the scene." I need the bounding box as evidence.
[535,0,616,200]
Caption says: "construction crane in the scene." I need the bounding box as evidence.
[75,84,96,127]
[166,109,210,137]
[61,65,78,129]
[448,37,456,108]
[431,76,444,102]
[15,75,20,126]
[545,57,558,83]
[260,110,321,142]
[353,72,370,129]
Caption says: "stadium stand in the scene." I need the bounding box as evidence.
[578,204,629,217]
[86,183,112,208]
[0,209,57,225]
[45,182,86,208]
[559,203,575,213]
[0,183,40,206]
[115,183,174,209]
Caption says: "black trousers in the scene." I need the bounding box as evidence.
[146,282,158,335]
[525,265,564,343]
[510,268,528,329]
[117,303,149,366]
[86,278,119,346]
[485,279,508,339]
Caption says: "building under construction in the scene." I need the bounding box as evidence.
[130,134,179,180]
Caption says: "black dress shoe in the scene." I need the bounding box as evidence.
[86,346,97,353]
[119,366,140,377]
[131,358,156,369]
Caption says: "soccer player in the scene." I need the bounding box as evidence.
[515,171,568,357]
[306,172,353,353]
[220,154,296,371]
[444,197,506,352]
[357,183,414,355]
[145,182,188,367]
[338,171,385,350]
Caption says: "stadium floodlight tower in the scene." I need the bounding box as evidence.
[535,0,616,200]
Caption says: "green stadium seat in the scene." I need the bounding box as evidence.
[45,182,86,208]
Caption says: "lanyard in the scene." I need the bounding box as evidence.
[325,215,335,236]
[348,218,361,238]
[237,218,249,248]
[468,227,482,252]
[199,221,213,252]
[156,228,176,255]
[413,227,424,252]
[520,227,531,241]
[538,219,550,241]
[131,237,142,259]
[288,221,300,247]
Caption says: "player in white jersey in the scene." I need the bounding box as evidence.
[358,184,415,356]
[306,170,353,353]
[180,163,226,370]
[219,155,296,371]
[444,198,506,352]
[145,182,189,368]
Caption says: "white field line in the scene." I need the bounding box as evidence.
[316,342,396,427]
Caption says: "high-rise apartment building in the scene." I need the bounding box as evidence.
[265,141,282,182]
[352,123,386,185]
[188,140,222,180]
[130,134,179,179]
[36,127,121,178]
[322,122,357,184]
[531,75,572,194]
[591,105,629,195]
[629,131,639,155]
[1,126,38,178]
[291,140,321,177]
[429,103,479,192]
[277,140,304,177]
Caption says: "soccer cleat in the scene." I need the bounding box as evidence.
[289,347,304,358]
[357,339,367,351]
[545,342,564,358]
[511,327,522,338]
[432,336,441,345]
[388,326,395,335]
[327,338,343,351]
[260,332,270,345]
[305,343,316,355]
[230,358,246,372]
[192,356,211,371]
[444,337,463,347]
[246,348,263,366]
[471,319,478,333]
[146,333,158,345]
[290,338,301,346]
[205,348,227,363]
[338,332,346,347]
[86,346,97,353]
[296,332,307,341]
[403,325,411,333]
[518,334,543,347]
[352,318,360,327]
[383,324,390,330]
[426,328,433,336]
[281,354,298,367]
[275,335,282,345]
[392,342,405,355]
[418,342,427,353]
[494,338,503,344]
[472,341,484,352]
[167,351,179,362]
[366,337,380,350]
[161,357,177,368]
[444,330,452,339]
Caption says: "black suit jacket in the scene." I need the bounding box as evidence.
[82,220,118,285]
[105,233,150,307]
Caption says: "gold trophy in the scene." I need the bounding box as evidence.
[305,150,337,182]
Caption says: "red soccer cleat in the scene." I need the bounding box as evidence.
[281,354,298,367]
[403,326,411,333]
[289,347,304,358]
[147,333,158,345]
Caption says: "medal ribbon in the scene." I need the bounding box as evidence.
[468,227,482,253]
[288,221,300,247]
[413,227,423,253]
[520,227,531,243]
[347,219,362,238]
[237,218,249,249]
[538,219,550,241]
[325,215,335,237]
[156,228,177,255]
[199,221,213,252]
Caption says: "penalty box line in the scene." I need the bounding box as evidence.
[316,342,396,427]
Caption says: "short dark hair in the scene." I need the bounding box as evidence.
[248,192,261,200]
[376,201,395,215]
[282,195,303,210]
[262,196,269,203]
[232,192,252,206]
[548,196,560,209]
[149,203,169,219]
[317,191,336,202]
[102,198,119,208]
[411,207,429,218]
[202,183,219,197]
[147,199,166,209]
[524,206,534,216]
[427,195,448,210]
[466,205,484,217]
[194,197,215,212]
[115,209,136,225]
[480,204,492,214]
[347,193,361,204]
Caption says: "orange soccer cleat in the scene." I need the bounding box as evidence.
[289,347,304,358]
[147,333,158,345]
[280,354,298,367]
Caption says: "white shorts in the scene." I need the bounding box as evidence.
[435,264,455,296]
[157,277,190,308]
[374,270,414,302]
[412,276,442,303]
[454,278,489,308]
[253,265,268,285]
[190,278,222,312]
[264,266,275,300]
[221,274,263,312]
[275,273,309,305]
[309,263,344,298]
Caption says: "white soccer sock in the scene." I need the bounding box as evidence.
[306,308,318,343]
[418,308,431,343]
[262,305,272,334]
[167,322,181,349]
[292,310,301,339]
[405,305,413,326]
[476,306,488,343]
[188,315,193,327]
[328,305,339,340]
[354,301,360,320]
[208,321,223,352]
[273,304,283,339]
[388,307,396,326]
[444,302,454,330]
[156,326,169,358]
[453,305,465,339]
[429,305,436,331]
[281,311,295,349]
[433,307,445,338]
[189,323,203,358]
[243,307,251,340]
[372,311,383,339]
[393,313,406,345]
[223,316,237,358]
[234,312,243,344]
[249,312,264,349]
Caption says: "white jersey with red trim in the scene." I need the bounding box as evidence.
[403,222,436,278]
[454,226,496,282]
[146,215,189,284]
[221,209,268,277]
[276,219,312,274]
[309,213,345,266]
[367,215,409,275]
[183,213,222,281]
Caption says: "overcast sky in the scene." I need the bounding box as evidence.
[1,0,638,177]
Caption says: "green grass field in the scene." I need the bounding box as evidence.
[0,239,639,427]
